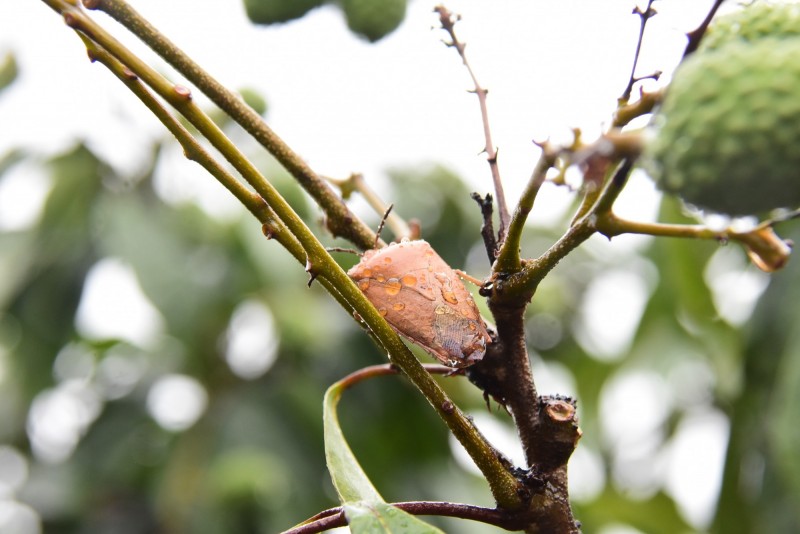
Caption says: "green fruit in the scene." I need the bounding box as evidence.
[646,39,800,216]
[699,1,800,52]
[238,87,268,116]
[340,0,406,42]
[243,0,325,25]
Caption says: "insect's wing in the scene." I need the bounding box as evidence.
[348,240,490,367]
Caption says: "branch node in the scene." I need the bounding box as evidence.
[173,84,192,100]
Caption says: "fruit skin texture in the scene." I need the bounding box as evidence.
[699,1,800,52]
[340,0,406,42]
[646,38,800,216]
[244,0,325,25]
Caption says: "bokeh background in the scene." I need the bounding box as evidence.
[1,1,799,533]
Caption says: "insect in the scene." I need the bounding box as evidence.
[347,239,491,368]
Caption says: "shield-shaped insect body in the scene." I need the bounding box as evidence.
[347,239,491,368]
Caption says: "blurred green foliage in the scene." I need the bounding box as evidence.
[2,132,798,533]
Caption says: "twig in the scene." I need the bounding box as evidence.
[326,173,412,242]
[612,87,663,128]
[619,1,658,104]
[284,500,530,534]
[435,5,511,241]
[497,159,635,305]
[471,192,497,263]
[83,0,380,250]
[596,213,793,272]
[493,141,559,273]
[684,0,726,57]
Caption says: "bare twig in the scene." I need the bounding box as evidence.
[326,173,412,242]
[284,500,530,534]
[470,192,497,263]
[619,1,659,104]
[435,5,511,241]
[684,0,727,57]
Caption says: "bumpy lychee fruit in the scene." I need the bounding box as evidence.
[646,38,800,216]
[699,1,800,52]
[340,0,406,42]
[244,0,325,25]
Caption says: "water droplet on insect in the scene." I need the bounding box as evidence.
[378,308,388,317]
[434,305,447,315]
[401,274,417,287]
[384,278,402,295]
[358,279,370,290]
[443,291,458,304]
[376,274,386,283]
[383,256,392,263]
[393,303,405,311]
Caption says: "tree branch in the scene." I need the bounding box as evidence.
[493,142,559,273]
[83,0,380,250]
[436,5,511,241]
[285,500,532,534]
[684,0,726,57]
[619,1,658,104]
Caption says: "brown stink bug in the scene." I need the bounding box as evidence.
[347,239,491,368]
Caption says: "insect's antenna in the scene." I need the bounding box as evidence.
[375,204,394,249]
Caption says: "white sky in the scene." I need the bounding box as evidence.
[1,0,716,208]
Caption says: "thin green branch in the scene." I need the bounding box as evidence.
[41,0,523,509]
[597,212,793,272]
[84,0,379,250]
[498,159,634,304]
[82,37,362,313]
[493,143,559,273]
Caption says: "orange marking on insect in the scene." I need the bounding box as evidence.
[347,239,490,368]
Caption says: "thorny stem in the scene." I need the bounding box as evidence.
[41,0,524,510]
[619,1,658,104]
[684,0,727,57]
[84,0,380,250]
[436,5,511,242]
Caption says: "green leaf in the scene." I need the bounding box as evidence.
[324,379,444,533]
[323,379,383,503]
[345,501,444,534]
